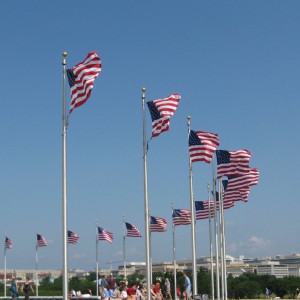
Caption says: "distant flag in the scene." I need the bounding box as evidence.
[68,230,80,244]
[98,227,114,243]
[150,216,168,232]
[219,199,235,210]
[5,237,12,249]
[125,222,142,237]
[195,201,214,220]
[222,168,259,202]
[216,150,251,179]
[222,182,250,202]
[67,51,102,114]
[36,234,47,247]
[147,94,181,138]
[215,192,235,210]
[172,209,191,226]
[226,168,260,191]
[189,130,220,163]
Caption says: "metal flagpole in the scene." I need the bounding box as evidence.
[219,182,228,300]
[187,116,198,297]
[35,230,39,297]
[172,202,177,300]
[96,221,99,297]
[62,52,69,300]
[141,87,151,300]
[217,181,225,300]
[212,157,220,300]
[122,216,127,279]
[207,185,215,300]
[4,234,7,297]
[149,209,153,285]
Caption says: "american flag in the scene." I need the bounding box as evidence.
[125,222,142,237]
[67,51,102,114]
[215,192,235,210]
[150,216,167,232]
[222,184,250,202]
[68,230,80,244]
[189,130,219,164]
[147,94,181,138]
[5,237,12,249]
[195,201,214,220]
[36,234,47,247]
[98,227,114,243]
[226,168,260,191]
[216,150,251,179]
[172,209,191,226]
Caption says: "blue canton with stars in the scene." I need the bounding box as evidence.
[67,69,76,88]
[147,101,161,121]
[195,201,205,211]
[189,130,203,146]
[222,180,228,191]
[216,150,230,165]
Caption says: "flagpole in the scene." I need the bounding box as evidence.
[207,185,215,300]
[149,209,152,285]
[122,216,127,279]
[96,221,99,297]
[35,230,39,297]
[172,203,177,300]
[212,157,220,300]
[62,51,69,300]
[219,182,228,300]
[142,87,151,300]
[217,181,225,300]
[4,234,7,297]
[187,116,198,297]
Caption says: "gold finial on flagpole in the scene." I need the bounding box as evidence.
[62,52,67,66]
[142,87,146,93]
[187,115,191,126]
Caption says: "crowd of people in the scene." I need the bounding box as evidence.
[90,273,192,300]
[9,272,191,300]
[69,274,192,300]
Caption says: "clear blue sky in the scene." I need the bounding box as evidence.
[1,1,299,271]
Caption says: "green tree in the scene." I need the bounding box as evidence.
[69,276,81,291]
[197,267,211,295]
[39,276,52,294]
[282,276,300,299]
[52,275,63,291]
[86,272,97,282]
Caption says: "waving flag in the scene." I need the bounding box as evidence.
[222,169,259,202]
[172,209,191,226]
[226,168,260,191]
[5,237,12,249]
[98,227,114,243]
[216,150,251,179]
[36,234,47,247]
[68,230,80,244]
[150,216,167,232]
[67,51,102,113]
[147,94,181,138]
[125,222,142,237]
[222,183,250,202]
[189,130,219,163]
[215,192,235,210]
[195,201,214,220]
